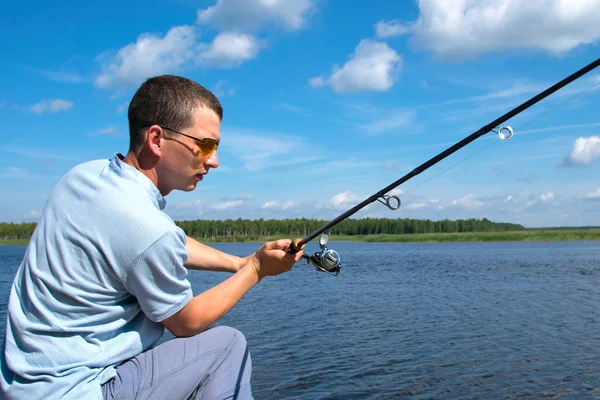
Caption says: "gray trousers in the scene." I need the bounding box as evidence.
[101,326,253,400]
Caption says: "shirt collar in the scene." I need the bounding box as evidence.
[110,153,167,210]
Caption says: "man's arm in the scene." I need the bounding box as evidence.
[184,235,247,273]
[163,239,303,337]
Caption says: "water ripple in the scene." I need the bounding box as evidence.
[2,241,600,399]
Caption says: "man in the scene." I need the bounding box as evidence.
[1,75,303,399]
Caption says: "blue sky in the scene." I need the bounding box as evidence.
[1,0,599,228]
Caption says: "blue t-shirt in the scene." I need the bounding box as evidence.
[1,155,193,400]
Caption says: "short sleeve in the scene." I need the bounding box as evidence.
[123,229,193,322]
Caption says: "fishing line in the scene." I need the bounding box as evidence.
[286,57,600,276]
[402,79,600,197]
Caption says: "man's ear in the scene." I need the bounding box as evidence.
[145,125,165,157]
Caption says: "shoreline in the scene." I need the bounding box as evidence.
[3,229,600,245]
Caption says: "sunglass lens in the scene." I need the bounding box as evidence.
[199,139,218,156]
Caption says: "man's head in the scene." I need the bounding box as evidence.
[127,75,223,195]
[128,75,223,151]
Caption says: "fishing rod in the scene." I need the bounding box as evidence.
[288,57,600,276]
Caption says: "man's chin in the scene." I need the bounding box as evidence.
[183,183,198,192]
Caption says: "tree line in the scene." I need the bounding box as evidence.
[0,218,524,241]
[0,223,37,240]
[176,217,524,238]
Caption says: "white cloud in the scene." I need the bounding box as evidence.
[564,136,600,166]
[198,32,262,68]
[95,25,198,89]
[236,194,255,201]
[407,0,600,59]
[221,130,301,170]
[213,80,236,97]
[29,99,73,114]
[426,81,548,110]
[1,146,71,162]
[3,167,28,176]
[275,103,304,113]
[214,199,245,210]
[540,192,555,202]
[359,110,416,135]
[159,189,598,227]
[388,188,406,197]
[197,0,315,32]
[262,200,295,210]
[406,198,443,210]
[406,202,428,210]
[329,191,361,210]
[310,40,402,93]
[174,200,203,210]
[117,102,129,114]
[520,122,600,136]
[24,210,41,220]
[584,188,600,200]
[262,201,279,209]
[308,76,325,88]
[375,20,411,38]
[478,82,549,101]
[526,192,556,207]
[167,200,205,219]
[87,126,122,136]
[31,68,86,83]
[281,201,295,209]
[451,194,484,208]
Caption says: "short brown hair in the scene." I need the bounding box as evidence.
[127,75,223,150]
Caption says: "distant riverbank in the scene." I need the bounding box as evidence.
[195,229,600,243]
[4,229,599,245]
[328,229,600,242]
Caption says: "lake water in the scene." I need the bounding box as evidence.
[1,240,600,399]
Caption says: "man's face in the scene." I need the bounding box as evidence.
[157,106,221,195]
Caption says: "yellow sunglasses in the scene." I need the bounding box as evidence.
[145,124,219,157]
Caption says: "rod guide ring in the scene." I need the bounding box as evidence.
[377,194,401,210]
[494,126,513,140]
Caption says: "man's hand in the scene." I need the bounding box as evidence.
[247,239,304,280]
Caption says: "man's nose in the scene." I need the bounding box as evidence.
[206,151,219,169]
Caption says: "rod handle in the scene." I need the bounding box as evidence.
[288,238,306,254]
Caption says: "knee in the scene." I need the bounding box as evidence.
[208,326,252,378]
[211,326,248,352]
[192,327,253,398]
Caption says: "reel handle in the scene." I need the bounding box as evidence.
[288,238,306,254]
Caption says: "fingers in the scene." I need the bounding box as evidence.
[250,239,303,278]
[292,250,304,262]
[260,238,302,260]
[272,238,292,250]
[275,239,303,262]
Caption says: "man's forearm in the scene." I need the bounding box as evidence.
[184,236,242,272]
[163,262,261,337]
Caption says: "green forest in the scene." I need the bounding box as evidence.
[177,217,523,238]
[0,218,523,241]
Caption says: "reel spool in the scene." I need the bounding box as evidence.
[302,233,341,276]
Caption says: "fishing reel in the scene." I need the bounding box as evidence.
[301,233,341,276]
